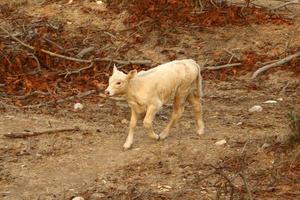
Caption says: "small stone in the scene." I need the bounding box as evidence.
[215,139,227,146]
[96,0,104,4]
[263,100,277,104]
[121,119,129,124]
[74,103,84,110]
[236,122,243,126]
[261,143,271,149]
[277,97,283,101]
[72,197,84,200]
[249,105,263,112]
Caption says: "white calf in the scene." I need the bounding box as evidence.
[105,59,205,150]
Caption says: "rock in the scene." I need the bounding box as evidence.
[96,0,104,4]
[158,185,172,192]
[121,119,129,125]
[263,100,277,104]
[74,103,84,110]
[215,139,227,146]
[90,192,105,200]
[261,143,271,149]
[72,197,84,200]
[236,122,243,126]
[277,97,283,101]
[249,105,263,112]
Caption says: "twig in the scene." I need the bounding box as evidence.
[272,0,300,11]
[3,126,80,138]
[28,53,42,74]
[43,37,65,51]
[0,26,152,66]
[0,51,12,66]
[76,46,95,58]
[239,172,254,200]
[59,62,94,77]
[252,52,300,79]
[224,49,241,61]
[205,63,242,70]
[279,82,290,95]
[0,26,91,63]
[13,91,50,100]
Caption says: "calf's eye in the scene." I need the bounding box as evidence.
[116,81,121,85]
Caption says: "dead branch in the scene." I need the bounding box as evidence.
[252,52,300,79]
[0,26,91,63]
[59,62,94,77]
[224,49,241,61]
[76,46,95,58]
[0,26,152,66]
[205,63,242,70]
[28,53,42,74]
[22,90,97,108]
[0,50,12,66]
[239,172,254,200]
[3,126,80,138]
[43,37,65,51]
[13,91,50,100]
[272,0,300,11]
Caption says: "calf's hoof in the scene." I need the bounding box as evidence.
[159,132,169,140]
[148,133,160,140]
[123,142,132,150]
[198,127,205,135]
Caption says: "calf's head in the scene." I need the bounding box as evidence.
[105,65,137,96]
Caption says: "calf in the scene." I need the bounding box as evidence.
[105,59,205,150]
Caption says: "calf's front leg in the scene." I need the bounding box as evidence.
[123,108,138,150]
[143,105,160,140]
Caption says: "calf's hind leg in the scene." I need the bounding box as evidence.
[159,94,186,140]
[143,105,160,140]
[187,91,205,135]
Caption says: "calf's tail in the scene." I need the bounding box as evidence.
[196,62,204,99]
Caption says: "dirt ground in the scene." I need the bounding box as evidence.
[0,0,300,200]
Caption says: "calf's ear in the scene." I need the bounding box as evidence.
[127,69,137,80]
[113,64,118,73]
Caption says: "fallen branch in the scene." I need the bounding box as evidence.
[0,26,152,66]
[251,52,300,79]
[59,62,94,77]
[43,37,65,51]
[28,53,42,74]
[4,126,80,138]
[13,91,50,100]
[239,172,254,200]
[204,63,242,70]
[76,46,95,58]
[272,0,300,11]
